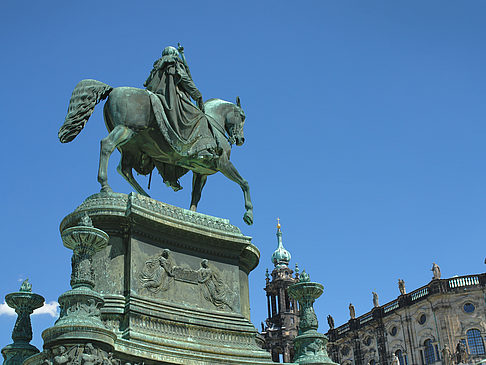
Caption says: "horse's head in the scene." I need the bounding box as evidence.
[225,96,246,146]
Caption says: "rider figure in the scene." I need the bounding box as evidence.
[144,46,205,113]
[144,46,217,190]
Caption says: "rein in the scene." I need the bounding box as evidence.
[205,111,235,146]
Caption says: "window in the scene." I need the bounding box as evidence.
[364,337,372,346]
[369,360,376,365]
[424,339,435,364]
[466,329,485,355]
[418,314,427,325]
[396,350,408,365]
[464,303,475,313]
[390,326,398,336]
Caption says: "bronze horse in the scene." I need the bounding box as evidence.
[59,79,253,225]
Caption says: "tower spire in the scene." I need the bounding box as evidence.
[271,218,291,268]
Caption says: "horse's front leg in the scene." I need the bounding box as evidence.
[98,125,134,193]
[190,173,208,211]
[217,156,253,225]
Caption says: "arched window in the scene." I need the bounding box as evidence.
[466,329,485,355]
[396,349,408,365]
[424,339,435,364]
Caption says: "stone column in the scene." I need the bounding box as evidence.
[288,270,339,365]
[1,280,44,365]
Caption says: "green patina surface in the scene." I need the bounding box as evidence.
[288,273,339,365]
[1,280,44,365]
[24,193,274,365]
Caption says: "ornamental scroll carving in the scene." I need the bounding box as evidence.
[139,250,235,310]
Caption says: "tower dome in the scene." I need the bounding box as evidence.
[271,218,291,268]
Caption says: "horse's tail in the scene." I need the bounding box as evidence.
[58,79,113,143]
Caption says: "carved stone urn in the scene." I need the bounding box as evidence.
[1,280,44,365]
[41,213,116,348]
[287,270,338,365]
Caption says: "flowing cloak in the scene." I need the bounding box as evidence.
[144,55,219,158]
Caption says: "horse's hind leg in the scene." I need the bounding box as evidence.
[98,125,134,193]
[117,151,150,197]
[190,173,208,211]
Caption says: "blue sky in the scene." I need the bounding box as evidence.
[1,1,485,351]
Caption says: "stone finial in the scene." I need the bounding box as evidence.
[19,279,32,293]
[299,270,310,283]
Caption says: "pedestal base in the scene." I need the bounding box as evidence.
[294,331,338,365]
[52,192,273,364]
[1,343,39,365]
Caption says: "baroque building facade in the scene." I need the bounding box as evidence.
[327,268,486,365]
[261,221,300,362]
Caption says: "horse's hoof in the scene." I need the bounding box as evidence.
[243,211,253,225]
[100,186,113,193]
[190,205,197,212]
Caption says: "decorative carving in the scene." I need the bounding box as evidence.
[197,259,233,310]
[56,292,104,328]
[139,249,174,292]
[130,313,256,347]
[139,252,235,310]
[295,337,324,357]
[66,298,101,318]
[62,215,109,290]
[41,343,143,365]
[130,194,241,233]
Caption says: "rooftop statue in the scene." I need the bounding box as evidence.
[59,45,253,225]
[431,262,441,280]
[372,291,379,307]
[398,278,406,295]
[349,303,356,319]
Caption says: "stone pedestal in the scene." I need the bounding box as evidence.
[288,271,338,365]
[47,192,273,364]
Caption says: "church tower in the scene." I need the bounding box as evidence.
[262,220,299,362]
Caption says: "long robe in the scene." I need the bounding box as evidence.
[145,56,218,158]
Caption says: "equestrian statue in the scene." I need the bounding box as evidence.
[58,45,253,225]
